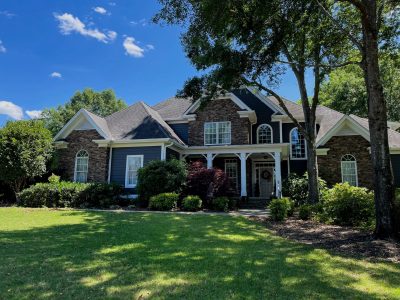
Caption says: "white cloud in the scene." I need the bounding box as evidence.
[109,2,116,6]
[0,101,23,120]
[50,72,62,78]
[130,18,147,26]
[26,110,43,119]
[0,40,6,53]
[123,37,145,58]
[54,13,117,43]
[146,44,155,50]
[93,7,107,15]
[0,11,16,18]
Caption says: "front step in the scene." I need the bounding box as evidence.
[239,198,269,209]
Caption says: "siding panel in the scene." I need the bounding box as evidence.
[110,146,161,188]
[391,154,400,187]
[169,123,189,144]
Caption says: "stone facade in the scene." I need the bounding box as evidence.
[318,135,373,189]
[188,98,251,146]
[57,130,109,182]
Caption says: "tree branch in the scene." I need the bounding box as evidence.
[242,77,309,140]
[315,0,364,51]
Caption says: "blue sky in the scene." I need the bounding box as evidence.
[0,0,309,125]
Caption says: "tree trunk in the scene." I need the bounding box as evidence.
[361,0,396,238]
[305,120,319,203]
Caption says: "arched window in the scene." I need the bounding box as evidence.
[74,150,89,183]
[257,124,273,144]
[290,128,306,159]
[341,154,358,186]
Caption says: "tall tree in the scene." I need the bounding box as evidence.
[155,0,347,203]
[0,120,53,200]
[42,88,127,136]
[317,0,399,238]
[320,53,400,122]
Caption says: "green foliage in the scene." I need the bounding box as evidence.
[48,174,60,184]
[282,173,326,205]
[299,204,313,220]
[268,198,293,221]
[321,183,375,227]
[42,88,127,135]
[137,159,187,203]
[18,182,124,208]
[149,193,179,211]
[0,120,53,194]
[320,54,400,121]
[212,196,230,212]
[182,195,202,211]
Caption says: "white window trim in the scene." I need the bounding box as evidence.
[225,159,238,192]
[257,124,273,144]
[74,150,89,183]
[341,154,358,186]
[125,155,144,188]
[289,127,307,160]
[204,121,232,146]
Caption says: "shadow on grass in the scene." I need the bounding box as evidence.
[0,209,399,299]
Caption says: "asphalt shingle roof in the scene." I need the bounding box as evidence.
[152,97,192,120]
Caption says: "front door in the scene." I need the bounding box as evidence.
[253,162,275,198]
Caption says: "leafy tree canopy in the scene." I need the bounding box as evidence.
[0,120,53,195]
[320,53,400,121]
[42,88,127,135]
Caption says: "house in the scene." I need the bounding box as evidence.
[53,87,400,199]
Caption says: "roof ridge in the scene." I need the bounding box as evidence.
[105,101,141,120]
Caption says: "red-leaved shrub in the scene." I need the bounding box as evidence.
[186,161,230,207]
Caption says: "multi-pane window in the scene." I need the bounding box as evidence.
[341,154,358,186]
[257,124,273,144]
[290,128,307,159]
[204,121,231,145]
[74,150,89,183]
[225,159,238,192]
[125,155,143,188]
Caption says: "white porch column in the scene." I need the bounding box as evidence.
[206,153,213,169]
[274,151,282,198]
[240,152,247,197]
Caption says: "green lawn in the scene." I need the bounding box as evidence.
[0,208,399,299]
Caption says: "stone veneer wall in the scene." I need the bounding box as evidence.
[188,98,251,146]
[318,135,373,189]
[57,130,109,182]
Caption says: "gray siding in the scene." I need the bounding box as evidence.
[110,146,161,189]
[391,154,400,187]
[169,123,189,144]
[233,89,280,143]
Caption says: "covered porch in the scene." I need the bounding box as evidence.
[181,144,289,199]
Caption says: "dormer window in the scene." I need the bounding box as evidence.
[204,121,231,145]
[257,124,273,144]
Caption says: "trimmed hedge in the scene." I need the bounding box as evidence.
[269,197,294,221]
[182,195,202,211]
[212,196,230,212]
[321,183,375,227]
[18,182,124,208]
[149,193,178,211]
[282,173,326,205]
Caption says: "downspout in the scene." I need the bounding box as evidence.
[107,142,113,183]
[162,141,174,160]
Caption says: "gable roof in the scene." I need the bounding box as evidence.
[152,97,192,121]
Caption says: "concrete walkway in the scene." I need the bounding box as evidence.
[231,209,270,218]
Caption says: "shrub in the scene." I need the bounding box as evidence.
[212,196,230,212]
[282,173,327,205]
[182,195,202,211]
[48,174,60,184]
[149,193,178,211]
[299,204,313,220]
[322,183,375,227]
[269,198,293,221]
[137,159,187,203]
[186,161,230,207]
[18,182,123,208]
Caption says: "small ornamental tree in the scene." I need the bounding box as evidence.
[0,120,53,200]
[186,161,230,207]
[137,159,187,202]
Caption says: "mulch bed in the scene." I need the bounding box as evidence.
[255,217,399,263]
